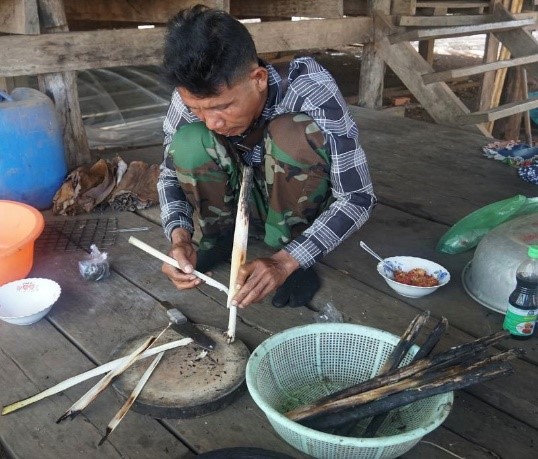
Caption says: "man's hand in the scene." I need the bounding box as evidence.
[162,228,201,290]
[231,250,300,308]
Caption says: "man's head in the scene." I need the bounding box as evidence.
[164,5,268,136]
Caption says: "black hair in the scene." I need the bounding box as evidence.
[163,5,258,97]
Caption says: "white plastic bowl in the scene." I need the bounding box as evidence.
[0,278,61,325]
[377,256,450,299]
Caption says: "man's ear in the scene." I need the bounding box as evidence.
[251,66,268,92]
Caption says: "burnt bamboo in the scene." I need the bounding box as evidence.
[298,330,505,418]
[335,311,430,436]
[378,311,430,375]
[291,349,520,424]
[225,166,253,343]
[302,363,514,432]
[361,315,449,437]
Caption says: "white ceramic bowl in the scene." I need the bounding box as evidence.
[377,256,450,298]
[0,278,61,325]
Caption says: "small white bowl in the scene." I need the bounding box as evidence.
[0,278,61,325]
[377,256,450,298]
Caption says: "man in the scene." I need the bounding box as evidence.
[158,5,375,309]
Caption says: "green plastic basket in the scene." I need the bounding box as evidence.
[246,323,453,459]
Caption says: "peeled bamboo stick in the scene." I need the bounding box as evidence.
[2,337,192,416]
[99,351,164,446]
[56,333,160,423]
[128,236,229,295]
[225,166,254,344]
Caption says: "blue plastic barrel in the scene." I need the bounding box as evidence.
[0,88,67,209]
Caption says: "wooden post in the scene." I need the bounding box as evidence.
[37,0,91,169]
[358,0,392,108]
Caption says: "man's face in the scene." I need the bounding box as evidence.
[178,66,268,137]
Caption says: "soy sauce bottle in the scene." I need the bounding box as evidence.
[503,245,538,340]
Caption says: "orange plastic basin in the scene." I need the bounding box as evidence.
[0,200,44,286]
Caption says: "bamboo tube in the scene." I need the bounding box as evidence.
[99,351,164,446]
[522,68,533,146]
[225,166,254,344]
[128,236,229,295]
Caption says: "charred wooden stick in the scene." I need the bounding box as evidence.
[286,331,511,421]
[303,363,514,431]
[378,311,430,374]
[99,351,164,446]
[225,166,254,344]
[291,349,520,424]
[413,316,449,361]
[57,326,169,423]
[335,311,430,436]
[361,315,448,437]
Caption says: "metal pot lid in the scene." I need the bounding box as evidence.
[462,213,538,314]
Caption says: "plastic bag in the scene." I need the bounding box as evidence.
[78,244,110,281]
[436,195,537,254]
[314,302,344,323]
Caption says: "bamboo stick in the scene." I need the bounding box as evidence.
[293,349,520,426]
[336,311,430,436]
[99,351,164,446]
[287,330,509,421]
[56,333,161,423]
[128,236,229,295]
[2,337,192,416]
[302,363,514,431]
[225,166,254,344]
[522,68,533,146]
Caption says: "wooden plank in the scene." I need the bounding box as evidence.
[230,0,343,19]
[389,18,535,43]
[348,105,535,224]
[0,17,372,77]
[417,1,489,7]
[64,0,229,24]
[492,3,538,79]
[0,0,39,34]
[457,93,538,123]
[492,66,525,139]
[391,0,417,15]
[398,11,536,26]
[422,53,538,83]
[372,13,489,135]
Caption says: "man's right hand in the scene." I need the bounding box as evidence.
[162,227,201,290]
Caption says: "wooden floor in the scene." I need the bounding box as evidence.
[1,108,537,458]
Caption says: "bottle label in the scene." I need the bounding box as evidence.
[503,305,538,336]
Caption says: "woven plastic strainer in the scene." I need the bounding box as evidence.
[246,323,453,459]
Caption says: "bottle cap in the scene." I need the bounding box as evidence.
[528,245,538,258]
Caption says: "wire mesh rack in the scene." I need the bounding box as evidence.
[35,217,118,252]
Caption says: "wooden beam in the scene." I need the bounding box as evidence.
[417,1,489,8]
[37,0,90,168]
[391,0,417,15]
[64,0,230,25]
[373,12,488,135]
[457,94,538,124]
[230,1,343,19]
[0,17,372,77]
[358,0,391,109]
[0,0,39,34]
[389,18,535,43]
[398,12,536,26]
[422,53,538,83]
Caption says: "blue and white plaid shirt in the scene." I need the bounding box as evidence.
[158,57,375,268]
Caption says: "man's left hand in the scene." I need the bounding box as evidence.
[231,250,299,308]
